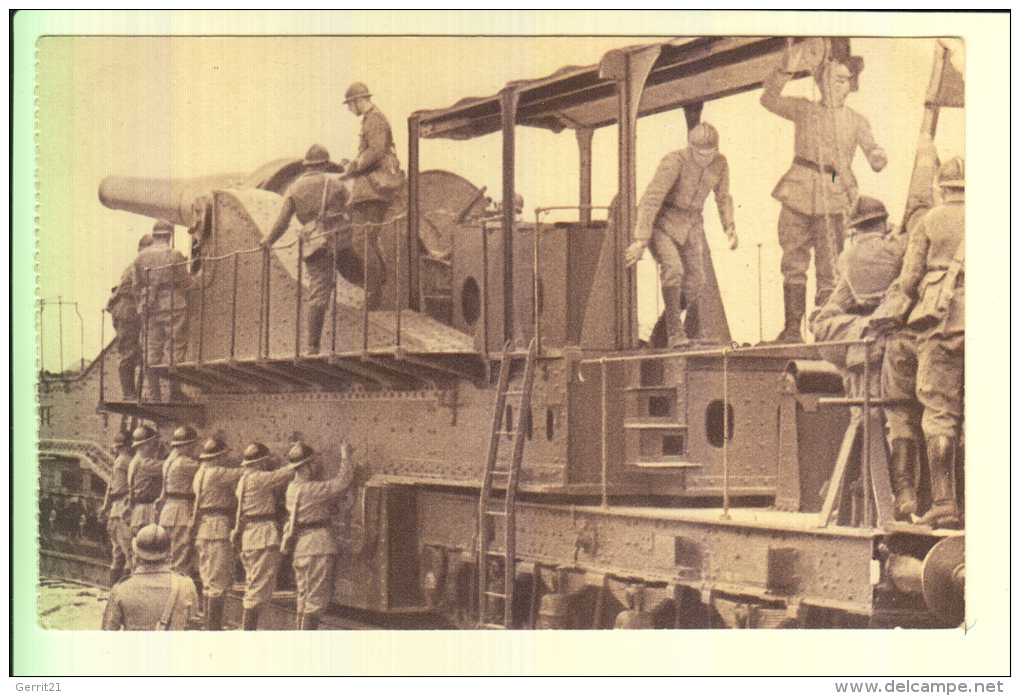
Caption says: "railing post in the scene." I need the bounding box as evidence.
[230,252,239,360]
[295,237,304,358]
[722,348,731,520]
[58,295,64,376]
[533,211,541,355]
[99,309,105,402]
[362,221,370,354]
[601,357,609,508]
[197,262,205,365]
[395,212,402,349]
[331,233,338,355]
[862,339,874,526]
[140,270,150,401]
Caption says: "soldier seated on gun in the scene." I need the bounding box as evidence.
[101,524,200,631]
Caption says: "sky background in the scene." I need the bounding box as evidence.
[37,33,963,369]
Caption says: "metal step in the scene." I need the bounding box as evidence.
[624,420,688,430]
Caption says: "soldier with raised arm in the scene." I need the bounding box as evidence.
[232,442,299,630]
[282,440,354,630]
[126,425,164,539]
[191,436,243,630]
[761,45,887,342]
[625,122,738,347]
[156,425,201,590]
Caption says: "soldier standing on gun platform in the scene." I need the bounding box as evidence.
[231,442,300,630]
[340,82,403,310]
[191,436,243,630]
[156,425,202,590]
[99,430,135,582]
[761,40,888,342]
[282,440,354,630]
[106,234,152,400]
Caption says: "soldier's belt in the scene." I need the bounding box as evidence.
[793,156,836,175]
[198,507,234,516]
[243,513,278,523]
[294,520,329,532]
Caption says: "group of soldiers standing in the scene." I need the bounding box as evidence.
[629,45,965,528]
[99,426,354,630]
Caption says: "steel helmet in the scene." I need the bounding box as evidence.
[171,425,199,447]
[152,219,173,236]
[138,233,155,251]
[344,82,372,104]
[286,440,316,466]
[113,430,131,448]
[688,122,720,154]
[199,436,229,461]
[846,233,903,307]
[849,196,889,229]
[303,144,330,167]
[132,524,171,562]
[242,442,272,467]
[131,425,158,448]
[939,156,965,189]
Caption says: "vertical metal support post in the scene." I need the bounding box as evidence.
[58,295,64,374]
[258,247,268,359]
[331,236,338,355]
[295,238,304,358]
[142,271,151,399]
[499,84,520,348]
[576,127,594,227]
[99,309,105,401]
[862,340,874,526]
[396,212,402,348]
[197,262,205,365]
[482,221,491,360]
[722,349,731,519]
[601,358,609,508]
[407,114,421,312]
[230,252,239,360]
[362,227,370,354]
[532,213,540,355]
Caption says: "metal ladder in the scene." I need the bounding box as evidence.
[478,338,536,629]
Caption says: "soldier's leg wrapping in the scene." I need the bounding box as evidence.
[916,333,964,440]
[169,524,193,575]
[677,227,707,340]
[350,202,389,311]
[303,256,334,354]
[811,214,844,308]
[171,307,188,365]
[649,230,686,347]
[293,554,311,618]
[107,518,127,581]
[197,538,235,599]
[776,207,811,342]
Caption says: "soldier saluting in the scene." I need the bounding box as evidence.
[156,425,201,588]
[126,425,164,539]
[232,442,300,630]
[282,440,354,630]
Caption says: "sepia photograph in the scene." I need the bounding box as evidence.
[12,10,1009,677]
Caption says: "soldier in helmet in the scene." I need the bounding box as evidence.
[156,425,201,585]
[339,81,401,310]
[231,443,301,630]
[190,436,244,630]
[282,440,354,630]
[625,122,739,347]
[262,144,349,354]
[99,430,135,582]
[126,425,164,540]
[133,219,195,401]
[106,234,153,400]
[871,157,966,529]
[761,50,888,342]
[102,524,200,631]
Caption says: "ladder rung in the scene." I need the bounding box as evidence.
[485,509,507,516]
[484,591,507,599]
[504,390,524,396]
[494,430,516,437]
[480,623,507,630]
[485,550,505,557]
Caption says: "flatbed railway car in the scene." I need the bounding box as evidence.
[38,36,964,629]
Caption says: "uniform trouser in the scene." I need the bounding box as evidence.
[778,207,844,307]
[129,503,157,539]
[884,329,963,439]
[107,516,133,572]
[293,553,335,617]
[883,331,924,442]
[142,309,188,401]
[164,523,195,576]
[349,201,389,310]
[649,220,706,301]
[115,326,141,399]
[240,546,283,609]
[196,538,235,598]
[303,254,335,352]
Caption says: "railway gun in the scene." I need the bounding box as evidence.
[38,36,965,629]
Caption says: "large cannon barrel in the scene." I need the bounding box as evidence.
[98,158,304,228]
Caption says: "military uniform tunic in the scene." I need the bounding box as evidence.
[192,464,243,598]
[234,467,296,609]
[132,240,193,399]
[101,451,134,573]
[761,69,885,304]
[158,449,200,574]
[284,461,353,617]
[107,264,142,398]
[127,452,163,537]
[635,148,735,298]
[101,564,200,631]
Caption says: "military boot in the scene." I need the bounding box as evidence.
[241,605,261,631]
[661,286,688,348]
[925,435,962,530]
[207,597,225,631]
[889,438,918,521]
[683,300,706,343]
[773,283,806,343]
[307,307,326,355]
[118,360,138,400]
